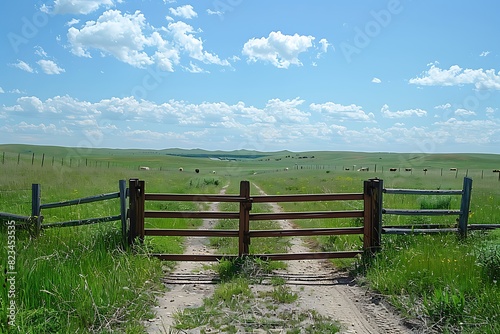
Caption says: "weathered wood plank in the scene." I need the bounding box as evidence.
[42,215,121,228]
[145,229,239,237]
[252,193,364,203]
[40,192,120,209]
[249,211,363,221]
[249,227,364,237]
[383,209,461,216]
[384,188,462,195]
[145,194,246,202]
[144,211,239,219]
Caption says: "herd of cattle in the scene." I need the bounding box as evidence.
[139,166,500,173]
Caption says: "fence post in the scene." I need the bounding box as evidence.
[458,177,473,239]
[239,180,251,256]
[119,180,128,248]
[128,179,138,245]
[363,178,383,255]
[31,184,42,235]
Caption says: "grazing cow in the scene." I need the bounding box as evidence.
[389,168,397,172]
[493,169,500,173]
[423,168,428,172]
[195,168,200,173]
[357,167,369,171]
[405,168,412,171]
[450,168,457,171]
[285,167,289,171]
[212,171,216,174]
[139,166,150,171]
[179,167,183,172]
[345,168,350,171]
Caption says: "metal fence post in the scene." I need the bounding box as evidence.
[458,177,473,239]
[239,180,251,256]
[31,184,42,235]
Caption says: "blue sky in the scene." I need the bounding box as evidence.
[1,0,499,153]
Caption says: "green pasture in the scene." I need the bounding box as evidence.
[0,144,499,333]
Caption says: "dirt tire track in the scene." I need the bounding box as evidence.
[145,183,419,333]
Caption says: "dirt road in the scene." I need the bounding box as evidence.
[145,184,419,333]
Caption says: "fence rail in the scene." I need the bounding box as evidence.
[0,180,128,246]
[382,177,473,237]
[129,178,382,261]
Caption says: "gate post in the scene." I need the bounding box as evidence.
[458,177,472,239]
[239,180,251,256]
[119,180,128,248]
[363,178,383,255]
[128,179,145,245]
[31,184,42,236]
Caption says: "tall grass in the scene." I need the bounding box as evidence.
[0,162,226,332]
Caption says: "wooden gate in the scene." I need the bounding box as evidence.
[128,178,383,261]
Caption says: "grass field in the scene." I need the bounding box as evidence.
[0,144,499,333]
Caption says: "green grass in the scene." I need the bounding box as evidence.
[1,144,499,332]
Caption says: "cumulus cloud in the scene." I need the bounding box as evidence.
[168,21,230,66]
[242,31,315,69]
[51,0,116,15]
[372,77,381,84]
[454,108,476,117]
[434,103,451,110]
[409,64,500,90]
[37,60,66,75]
[68,10,154,68]
[480,51,490,57]
[0,87,4,93]
[66,9,229,71]
[380,104,427,118]
[169,5,197,19]
[12,60,34,73]
[310,102,374,122]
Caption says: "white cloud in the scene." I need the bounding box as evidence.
[68,10,155,68]
[169,5,197,19]
[37,60,66,75]
[15,122,72,135]
[12,60,34,73]
[486,107,495,114]
[380,104,427,118]
[183,62,207,73]
[409,64,500,90]
[66,18,80,27]
[168,21,230,66]
[0,87,4,94]
[480,51,490,57]
[34,46,48,58]
[52,0,115,15]
[372,77,381,84]
[454,108,476,117]
[242,31,315,69]
[434,103,451,109]
[9,89,25,94]
[433,118,499,144]
[207,9,223,17]
[310,102,374,122]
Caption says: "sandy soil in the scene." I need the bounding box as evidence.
[145,184,423,333]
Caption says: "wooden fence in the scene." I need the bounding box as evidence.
[0,180,128,245]
[128,178,384,261]
[381,177,482,237]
